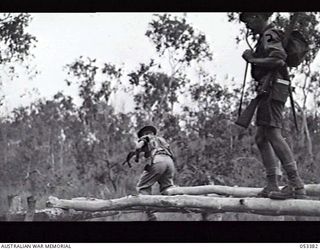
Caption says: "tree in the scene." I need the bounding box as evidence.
[128,61,188,125]
[129,14,212,125]
[0,13,37,78]
[65,57,122,127]
[65,57,138,197]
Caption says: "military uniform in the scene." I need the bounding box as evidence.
[136,134,175,195]
[240,12,306,199]
[133,126,175,221]
[251,24,290,128]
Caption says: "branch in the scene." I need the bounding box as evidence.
[24,169,44,180]
[0,13,11,23]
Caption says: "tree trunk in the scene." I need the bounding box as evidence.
[6,195,23,221]
[47,195,320,217]
[60,141,64,170]
[24,196,36,221]
[301,110,313,158]
[300,71,314,159]
[165,184,320,197]
[24,170,38,221]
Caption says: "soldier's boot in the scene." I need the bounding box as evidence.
[269,161,306,200]
[146,210,157,221]
[257,174,280,198]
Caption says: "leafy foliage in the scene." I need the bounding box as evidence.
[0,13,37,78]
[146,14,212,64]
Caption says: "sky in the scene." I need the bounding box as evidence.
[2,12,315,114]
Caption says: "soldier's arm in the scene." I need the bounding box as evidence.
[245,29,287,68]
[132,140,144,163]
[135,135,150,149]
[249,57,285,68]
[134,136,150,162]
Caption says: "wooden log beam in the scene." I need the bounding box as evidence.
[2,197,201,221]
[2,208,119,221]
[165,184,320,197]
[47,195,320,217]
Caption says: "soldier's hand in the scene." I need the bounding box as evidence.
[242,49,254,62]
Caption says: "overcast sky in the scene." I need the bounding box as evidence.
[2,12,311,114]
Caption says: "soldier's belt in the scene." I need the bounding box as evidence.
[276,79,290,85]
[256,79,290,86]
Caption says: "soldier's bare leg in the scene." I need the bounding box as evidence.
[255,126,280,197]
[266,127,305,199]
[256,127,279,174]
[265,127,294,164]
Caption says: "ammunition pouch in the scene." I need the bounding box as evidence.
[271,79,290,104]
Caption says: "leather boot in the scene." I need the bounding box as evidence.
[269,161,306,200]
[269,185,306,200]
[257,174,280,198]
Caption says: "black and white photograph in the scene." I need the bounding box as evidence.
[1,9,320,243]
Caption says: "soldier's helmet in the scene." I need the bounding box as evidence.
[137,125,157,138]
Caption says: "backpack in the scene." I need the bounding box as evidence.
[281,30,309,67]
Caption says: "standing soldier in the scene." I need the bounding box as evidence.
[239,12,306,199]
[133,125,175,220]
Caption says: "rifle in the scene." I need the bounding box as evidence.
[235,73,273,128]
[238,30,253,117]
[238,62,249,117]
[235,13,301,129]
[235,96,260,129]
[122,140,151,168]
[122,150,139,168]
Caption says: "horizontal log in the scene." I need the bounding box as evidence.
[4,208,119,221]
[165,184,320,197]
[47,195,320,217]
[2,197,201,221]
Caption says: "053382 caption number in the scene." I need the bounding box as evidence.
[300,244,319,249]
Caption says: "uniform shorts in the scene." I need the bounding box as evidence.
[136,154,175,194]
[256,96,285,128]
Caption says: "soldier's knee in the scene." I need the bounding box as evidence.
[255,133,267,146]
[265,128,282,142]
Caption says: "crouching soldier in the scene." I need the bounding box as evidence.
[134,125,175,220]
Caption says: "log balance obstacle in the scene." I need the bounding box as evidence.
[4,184,320,221]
